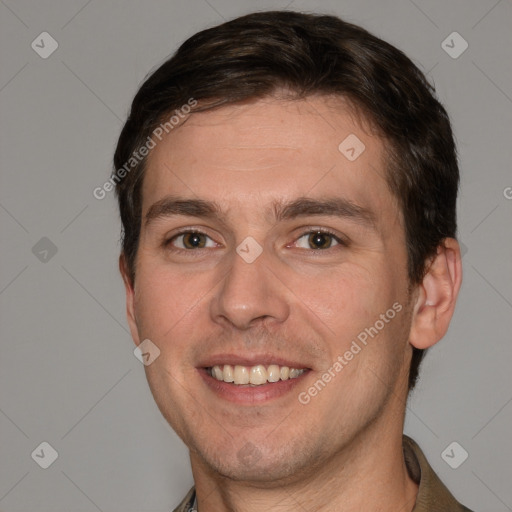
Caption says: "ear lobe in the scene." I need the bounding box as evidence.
[409,238,463,350]
[119,254,141,347]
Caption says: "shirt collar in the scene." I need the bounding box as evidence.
[403,435,472,511]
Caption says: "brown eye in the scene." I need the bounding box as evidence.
[295,231,341,250]
[183,233,206,248]
[170,232,215,250]
[309,232,335,249]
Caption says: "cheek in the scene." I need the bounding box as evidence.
[299,263,398,336]
[133,264,202,344]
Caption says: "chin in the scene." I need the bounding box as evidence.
[209,454,299,484]
[191,436,321,486]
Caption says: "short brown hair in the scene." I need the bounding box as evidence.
[114,11,459,390]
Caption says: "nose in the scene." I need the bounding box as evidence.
[209,244,290,331]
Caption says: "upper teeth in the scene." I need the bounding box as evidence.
[210,364,306,385]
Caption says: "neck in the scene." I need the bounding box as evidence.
[190,417,418,512]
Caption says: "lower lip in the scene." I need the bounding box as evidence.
[198,368,310,404]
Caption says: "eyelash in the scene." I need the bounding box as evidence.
[164,228,347,253]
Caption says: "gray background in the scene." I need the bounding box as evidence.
[0,0,511,511]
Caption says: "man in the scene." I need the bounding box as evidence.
[114,10,472,512]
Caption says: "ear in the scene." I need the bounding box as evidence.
[409,238,463,350]
[119,254,141,347]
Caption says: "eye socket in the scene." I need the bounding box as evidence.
[294,230,342,250]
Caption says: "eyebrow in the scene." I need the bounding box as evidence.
[144,195,376,229]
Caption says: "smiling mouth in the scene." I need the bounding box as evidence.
[206,364,308,386]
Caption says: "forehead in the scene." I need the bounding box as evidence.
[142,96,398,230]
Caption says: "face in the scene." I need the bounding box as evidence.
[123,96,416,484]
